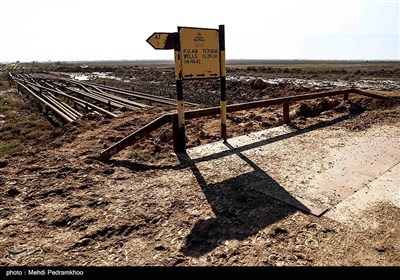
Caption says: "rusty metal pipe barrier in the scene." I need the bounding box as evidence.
[14,80,76,123]
[15,77,118,118]
[99,88,395,160]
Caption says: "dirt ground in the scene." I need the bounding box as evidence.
[0,63,400,266]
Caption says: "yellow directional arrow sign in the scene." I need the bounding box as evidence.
[146,33,174,50]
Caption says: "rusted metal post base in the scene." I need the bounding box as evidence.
[344,93,349,101]
[283,102,290,124]
[172,114,186,153]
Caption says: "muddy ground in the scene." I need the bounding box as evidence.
[0,63,400,266]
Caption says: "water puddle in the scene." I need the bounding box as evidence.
[227,76,400,91]
[70,72,130,82]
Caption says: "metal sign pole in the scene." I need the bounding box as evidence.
[172,32,186,153]
[219,25,227,140]
[147,25,225,152]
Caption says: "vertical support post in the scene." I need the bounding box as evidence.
[219,25,227,141]
[174,79,186,153]
[283,102,290,124]
[108,100,112,111]
[85,103,89,114]
[344,92,349,101]
[173,32,186,153]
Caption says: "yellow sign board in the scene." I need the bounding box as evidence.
[146,33,174,50]
[178,27,220,79]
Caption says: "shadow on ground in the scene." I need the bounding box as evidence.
[179,114,355,257]
[107,114,356,257]
[179,148,302,257]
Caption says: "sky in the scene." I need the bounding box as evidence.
[0,0,399,62]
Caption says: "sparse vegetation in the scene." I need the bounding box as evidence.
[127,150,148,161]
[229,60,400,80]
[0,139,21,158]
[0,82,53,158]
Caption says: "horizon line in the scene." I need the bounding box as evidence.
[1,58,400,64]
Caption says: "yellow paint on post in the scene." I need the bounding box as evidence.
[220,100,227,124]
[177,100,185,127]
[174,50,181,80]
[220,99,227,140]
[179,28,220,79]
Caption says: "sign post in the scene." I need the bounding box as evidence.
[173,32,186,153]
[219,25,227,140]
[147,25,227,153]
